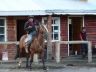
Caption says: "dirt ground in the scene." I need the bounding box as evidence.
[0,62,96,72]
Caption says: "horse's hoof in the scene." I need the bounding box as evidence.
[26,66,29,68]
[28,68,32,71]
[43,67,46,70]
[18,63,22,68]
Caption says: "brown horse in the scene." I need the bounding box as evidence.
[14,23,48,70]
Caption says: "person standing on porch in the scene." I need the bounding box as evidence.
[79,27,88,60]
[24,15,39,53]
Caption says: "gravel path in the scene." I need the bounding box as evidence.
[0,63,96,72]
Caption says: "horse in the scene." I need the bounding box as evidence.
[14,23,48,70]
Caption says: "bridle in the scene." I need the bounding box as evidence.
[35,24,48,49]
[38,24,48,36]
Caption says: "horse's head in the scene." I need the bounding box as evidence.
[39,23,48,36]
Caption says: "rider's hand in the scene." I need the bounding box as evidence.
[35,26,38,28]
[35,26,38,31]
[28,26,32,29]
[35,26,38,29]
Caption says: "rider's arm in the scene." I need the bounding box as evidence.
[24,22,30,31]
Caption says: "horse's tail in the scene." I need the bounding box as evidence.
[14,45,20,60]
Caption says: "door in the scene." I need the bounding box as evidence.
[17,20,27,41]
[17,20,27,57]
[71,17,83,55]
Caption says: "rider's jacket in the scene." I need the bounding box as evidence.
[24,19,39,34]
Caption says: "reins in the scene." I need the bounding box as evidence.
[34,24,45,49]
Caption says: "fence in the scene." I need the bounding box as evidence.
[0,41,19,45]
[55,41,92,63]
[0,41,39,62]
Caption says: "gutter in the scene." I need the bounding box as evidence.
[45,10,96,15]
[0,11,52,16]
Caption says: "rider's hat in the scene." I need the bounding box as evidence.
[28,15,34,19]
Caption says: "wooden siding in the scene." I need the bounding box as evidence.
[7,16,17,60]
[0,45,4,60]
[85,15,96,48]
[0,15,68,60]
[60,16,68,57]
[7,16,42,60]
[51,15,68,58]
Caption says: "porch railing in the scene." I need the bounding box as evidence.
[0,41,39,62]
[0,41,19,45]
[55,41,92,63]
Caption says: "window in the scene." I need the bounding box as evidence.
[0,18,6,41]
[42,17,60,41]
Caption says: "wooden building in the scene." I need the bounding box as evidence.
[0,0,96,60]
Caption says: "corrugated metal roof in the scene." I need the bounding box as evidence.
[88,0,96,5]
[0,0,44,11]
[33,0,96,10]
[0,0,96,16]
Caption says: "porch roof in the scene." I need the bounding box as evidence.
[0,0,96,16]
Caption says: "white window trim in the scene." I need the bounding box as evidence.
[0,18,7,41]
[42,17,60,42]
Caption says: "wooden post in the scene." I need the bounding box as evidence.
[55,41,60,63]
[55,41,92,63]
[47,15,52,62]
[88,41,92,63]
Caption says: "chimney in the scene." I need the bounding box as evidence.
[76,0,88,2]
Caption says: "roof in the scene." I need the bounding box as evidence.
[0,0,96,16]
[0,0,46,16]
[88,0,96,5]
[33,0,96,10]
[0,0,45,11]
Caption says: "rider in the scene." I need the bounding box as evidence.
[24,15,39,53]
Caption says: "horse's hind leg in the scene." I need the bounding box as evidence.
[14,45,20,60]
[18,48,22,67]
[41,52,46,70]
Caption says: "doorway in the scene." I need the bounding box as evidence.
[17,20,27,41]
[68,16,83,55]
[17,20,27,57]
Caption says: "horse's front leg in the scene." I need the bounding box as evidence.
[26,53,29,68]
[29,52,34,70]
[41,51,46,70]
[29,57,33,70]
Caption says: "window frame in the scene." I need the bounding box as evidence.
[0,18,6,42]
[42,17,60,42]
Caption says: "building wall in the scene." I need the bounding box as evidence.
[60,15,68,57]
[0,45,4,60]
[0,15,68,60]
[36,15,68,58]
[7,16,17,60]
[85,15,96,48]
[0,16,17,60]
[50,15,68,58]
